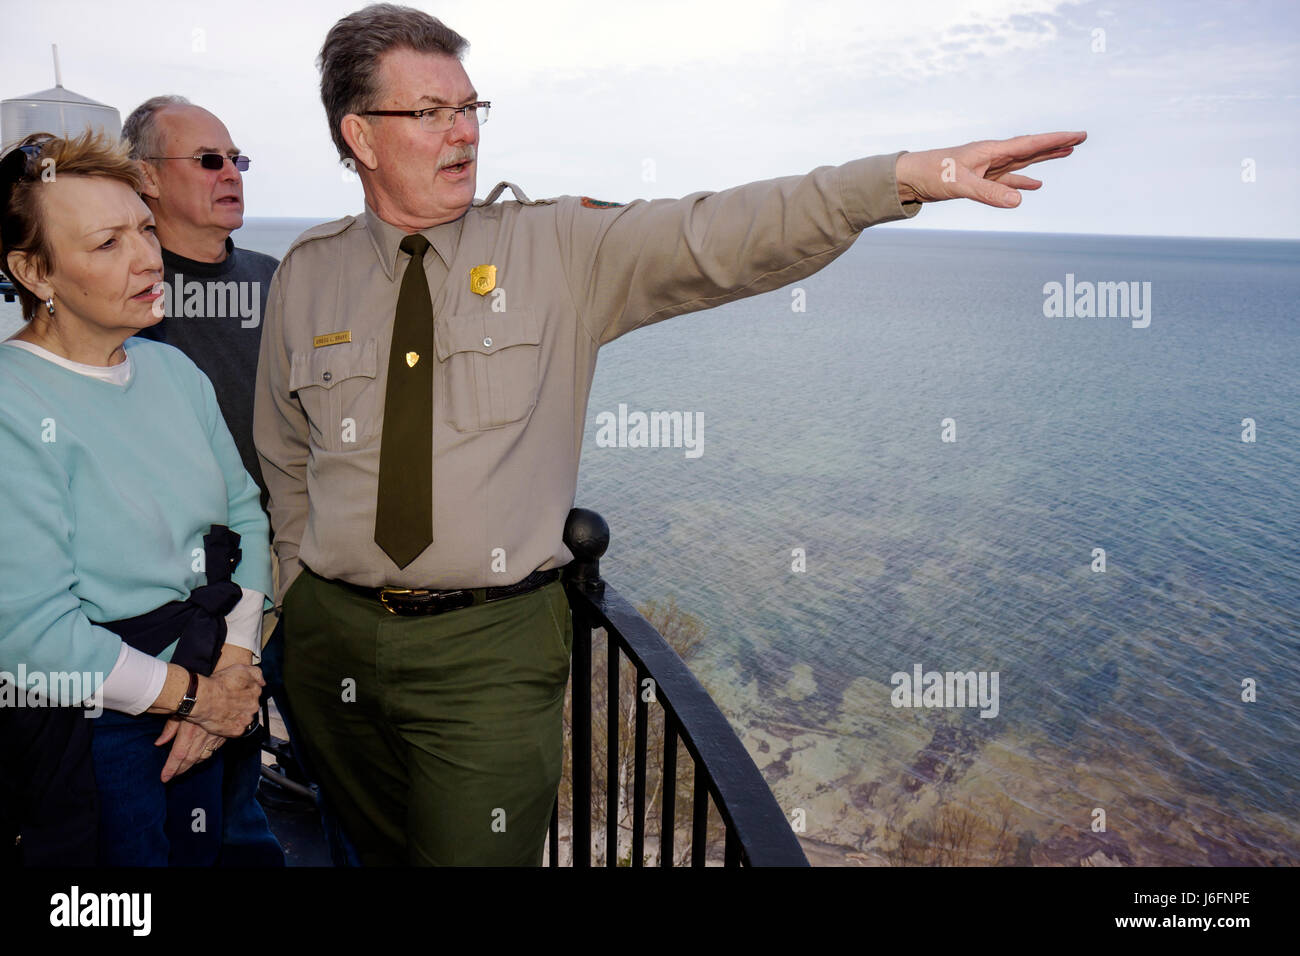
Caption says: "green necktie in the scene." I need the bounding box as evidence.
[375,234,434,568]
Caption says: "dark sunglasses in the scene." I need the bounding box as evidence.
[0,140,49,293]
[146,152,251,172]
[1,141,46,195]
[1,140,49,229]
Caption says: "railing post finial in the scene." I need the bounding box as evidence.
[563,507,609,593]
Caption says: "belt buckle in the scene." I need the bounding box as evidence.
[378,586,474,615]
[378,587,429,615]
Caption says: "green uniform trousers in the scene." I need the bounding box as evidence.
[281,568,573,865]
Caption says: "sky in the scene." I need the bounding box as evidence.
[2,0,1297,238]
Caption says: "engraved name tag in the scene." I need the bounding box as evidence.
[313,330,352,348]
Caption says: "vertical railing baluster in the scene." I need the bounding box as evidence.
[632,662,648,868]
[661,715,677,867]
[605,632,619,866]
[571,606,592,868]
[724,824,740,867]
[691,768,708,867]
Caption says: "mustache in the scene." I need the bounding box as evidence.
[439,145,476,168]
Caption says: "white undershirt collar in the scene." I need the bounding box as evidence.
[3,339,133,386]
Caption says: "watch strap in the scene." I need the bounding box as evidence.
[174,669,199,718]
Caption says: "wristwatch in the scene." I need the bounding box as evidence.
[174,670,199,718]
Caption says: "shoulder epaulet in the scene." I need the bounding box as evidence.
[474,181,556,207]
[283,215,358,258]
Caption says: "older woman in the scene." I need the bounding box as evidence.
[0,131,275,865]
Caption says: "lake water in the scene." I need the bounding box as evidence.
[5,219,1297,865]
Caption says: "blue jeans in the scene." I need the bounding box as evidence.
[90,709,226,866]
[218,727,285,866]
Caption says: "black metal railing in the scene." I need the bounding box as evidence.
[549,508,808,867]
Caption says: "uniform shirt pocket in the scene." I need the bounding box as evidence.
[289,338,379,451]
[435,310,541,432]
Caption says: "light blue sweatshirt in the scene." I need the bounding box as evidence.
[0,337,272,705]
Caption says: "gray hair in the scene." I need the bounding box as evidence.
[318,3,469,162]
[122,95,192,161]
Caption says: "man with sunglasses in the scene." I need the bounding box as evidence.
[255,3,1084,867]
[122,96,284,867]
[124,96,277,504]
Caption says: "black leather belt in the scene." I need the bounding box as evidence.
[315,567,561,616]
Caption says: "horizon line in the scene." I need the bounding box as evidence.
[235,217,1300,243]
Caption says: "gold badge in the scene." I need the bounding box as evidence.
[313,330,352,348]
[406,351,420,368]
[470,264,497,296]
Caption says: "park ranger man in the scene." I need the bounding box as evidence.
[254,2,1085,865]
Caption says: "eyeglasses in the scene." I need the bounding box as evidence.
[2,141,43,177]
[360,102,490,133]
[2,141,46,189]
[146,153,251,171]
[1,140,47,216]
[0,140,49,293]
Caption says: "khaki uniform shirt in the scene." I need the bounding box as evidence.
[254,151,921,606]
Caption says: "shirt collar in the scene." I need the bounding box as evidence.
[160,236,237,278]
[363,204,466,281]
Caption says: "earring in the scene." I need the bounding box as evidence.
[45,296,54,316]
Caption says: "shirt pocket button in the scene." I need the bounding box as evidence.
[436,311,540,432]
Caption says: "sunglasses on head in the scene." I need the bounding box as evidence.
[1,140,48,192]
[0,139,50,294]
[146,152,251,171]
[1,139,51,226]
